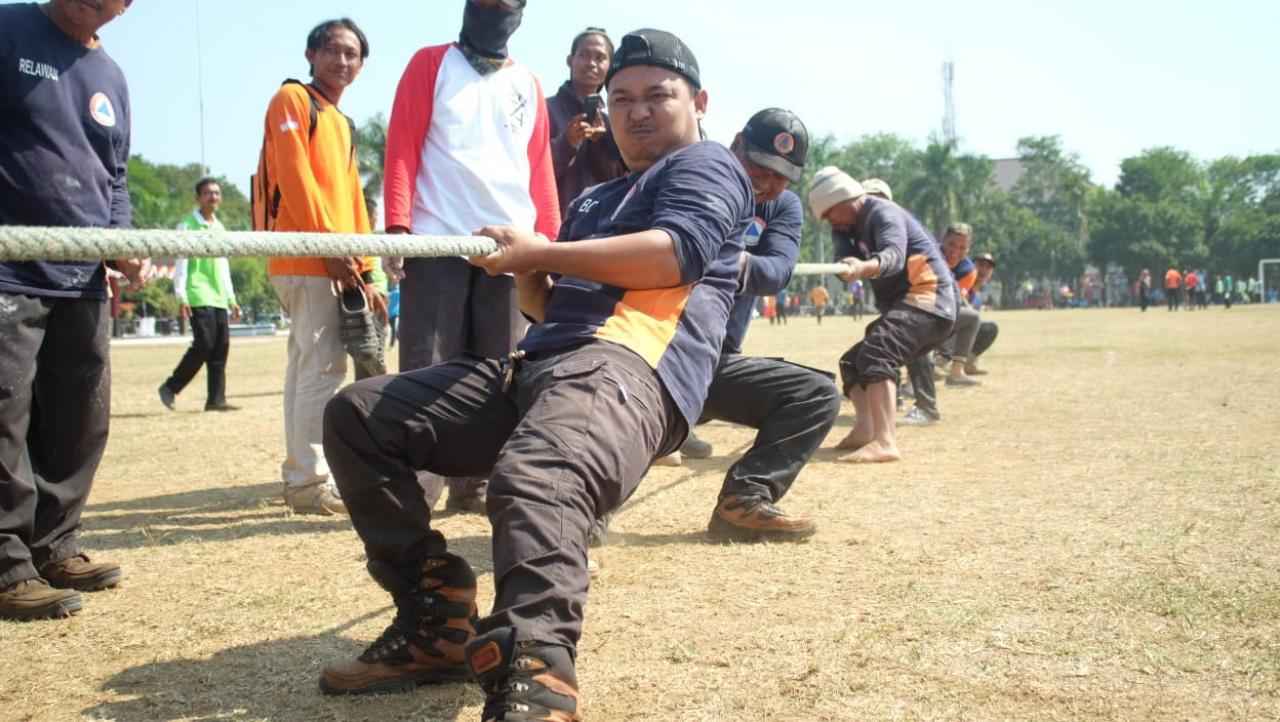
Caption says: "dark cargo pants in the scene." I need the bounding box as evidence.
[163,305,230,406]
[701,355,841,502]
[0,294,110,589]
[399,257,527,502]
[324,340,684,652]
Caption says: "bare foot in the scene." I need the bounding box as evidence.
[834,429,871,451]
[836,440,902,464]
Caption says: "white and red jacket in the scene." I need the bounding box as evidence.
[385,43,560,240]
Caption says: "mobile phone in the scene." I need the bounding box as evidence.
[583,93,603,122]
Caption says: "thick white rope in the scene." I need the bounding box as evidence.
[0,226,853,276]
[0,226,497,261]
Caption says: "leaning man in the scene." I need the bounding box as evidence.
[0,0,143,621]
[318,29,751,721]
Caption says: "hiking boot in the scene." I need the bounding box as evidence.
[0,578,82,621]
[320,554,478,695]
[467,628,582,722]
[41,554,121,591]
[898,407,941,427]
[339,287,386,378]
[158,384,176,410]
[680,432,713,459]
[707,494,817,542]
[283,482,347,516]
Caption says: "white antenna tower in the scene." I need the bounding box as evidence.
[195,0,208,175]
[942,59,956,144]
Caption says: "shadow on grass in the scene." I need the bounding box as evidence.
[85,609,477,722]
[606,529,713,548]
[81,482,355,552]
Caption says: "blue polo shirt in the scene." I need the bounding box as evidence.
[723,190,803,354]
[0,3,132,299]
[519,141,753,428]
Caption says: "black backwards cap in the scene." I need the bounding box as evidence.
[605,29,700,90]
[741,108,809,183]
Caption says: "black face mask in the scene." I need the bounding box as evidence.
[459,1,524,61]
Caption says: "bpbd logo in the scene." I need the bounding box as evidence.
[89,92,116,128]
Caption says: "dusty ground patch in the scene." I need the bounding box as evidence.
[1,306,1277,721]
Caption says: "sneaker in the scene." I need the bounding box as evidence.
[652,451,682,467]
[680,433,713,459]
[467,628,582,722]
[283,482,347,516]
[898,407,941,427]
[41,554,121,591]
[0,578,82,621]
[158,384,175,410]
[945,375,982,388]
[204,402,240,412]
[445,492,488,515]
[707,494,817,542]
[339,288,386,378]
[320,554,478,695]
[932,356,949,379]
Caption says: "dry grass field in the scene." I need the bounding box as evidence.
[1,305,1278,721]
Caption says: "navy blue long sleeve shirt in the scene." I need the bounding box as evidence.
[832,196,955,321]
[0,3,132,299]
[722,189,803,354]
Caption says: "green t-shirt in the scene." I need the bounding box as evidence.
[177,211,235,309]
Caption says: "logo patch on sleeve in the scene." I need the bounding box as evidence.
[89,93,116,127]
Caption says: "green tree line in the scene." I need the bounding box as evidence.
[791,134,1279,299]
[125,117,1279,317]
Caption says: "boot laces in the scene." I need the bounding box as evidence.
[358,591,447,664]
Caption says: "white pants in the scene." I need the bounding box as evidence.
[271,275,346,488]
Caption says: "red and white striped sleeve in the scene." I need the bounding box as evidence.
[384,44,448,232]
[526,75,562,240]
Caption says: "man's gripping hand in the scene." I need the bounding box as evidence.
[468,226,552,277]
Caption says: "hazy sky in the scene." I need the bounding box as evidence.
[78,0,1278,192]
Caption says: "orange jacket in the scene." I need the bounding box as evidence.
[260,83,371,277]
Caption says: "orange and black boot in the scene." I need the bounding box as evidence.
[320,553,478,695]
[467,628,583,722]
[708,494,818,542]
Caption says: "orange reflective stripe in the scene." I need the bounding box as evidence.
[594,287,692,368]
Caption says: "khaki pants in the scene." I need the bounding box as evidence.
[271,275,347,488]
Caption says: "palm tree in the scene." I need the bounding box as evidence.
[902,137,963,235]
[355,113,388,201]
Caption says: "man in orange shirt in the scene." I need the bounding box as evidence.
[808,283,830,324]
[255,19,382,515]
[1165,266,1182,311]
[1183,269,1199,312]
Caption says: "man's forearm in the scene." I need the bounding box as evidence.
[529,230,682,289]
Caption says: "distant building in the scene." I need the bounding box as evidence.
[992,158,1026,194]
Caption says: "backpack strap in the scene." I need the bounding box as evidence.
[283,79,357,166]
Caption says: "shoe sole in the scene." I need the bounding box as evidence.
[707,517,818,543]
[318,664,471,696]
[48,568,122,592]
[4,594,83,621]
